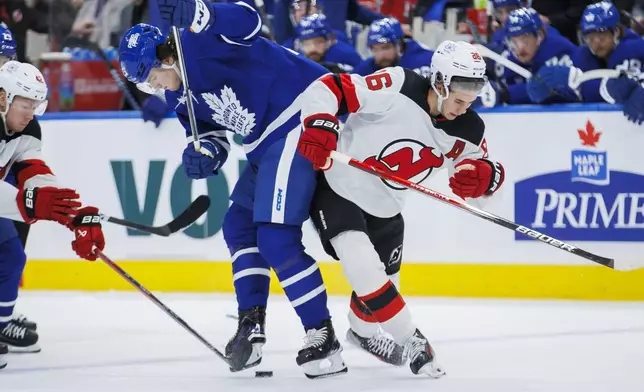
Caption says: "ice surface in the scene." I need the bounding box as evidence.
[2,292,644,392]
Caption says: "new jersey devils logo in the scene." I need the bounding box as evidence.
[364,139,445,190]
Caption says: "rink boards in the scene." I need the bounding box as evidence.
[21,105,644,300]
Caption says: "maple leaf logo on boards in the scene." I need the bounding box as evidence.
[578,120,601,147]
[202,86,256,137]
[571,120,608,185]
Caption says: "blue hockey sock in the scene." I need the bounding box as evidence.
[0,237,26,328]
[257,223,329,330]
[231,247,270,311]
[223,203,271,312]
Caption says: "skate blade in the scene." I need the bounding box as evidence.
[417,361,446,379]
[8,344,41,354]
[0,360,6,370]
[302,348,348,379]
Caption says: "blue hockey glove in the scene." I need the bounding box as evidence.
[141,95,172,128]
[158,0,214,32]
[526,74,551,103]
[623,85,644,125]
[605,75,640,104]
[534,66,582,90]
[182,138,228,179]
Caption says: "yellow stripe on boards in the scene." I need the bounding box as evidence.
[22,260,644,301]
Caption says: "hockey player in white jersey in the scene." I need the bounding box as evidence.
[0,61,106,369]
[298,40,505,377]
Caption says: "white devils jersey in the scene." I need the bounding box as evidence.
[300,66,496,218]
[0,119,57,221]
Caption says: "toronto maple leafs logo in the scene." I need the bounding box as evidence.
[202,86,256,137]
[127,33,140,48]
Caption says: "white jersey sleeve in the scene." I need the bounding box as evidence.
[0,181,22,221]
[300,67,408,125]
[10,121,58,189]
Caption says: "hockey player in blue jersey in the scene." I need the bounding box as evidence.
[282,0,350,51]
[295,13,362,72]
[119,0,346,379]
[497,8,579,104]
[489,1,561,49]
[354,18,434,78]
[530,1,644,124]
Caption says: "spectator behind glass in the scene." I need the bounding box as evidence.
[0,0,48,62]
[70,0,134,48]
[32,0,80,51]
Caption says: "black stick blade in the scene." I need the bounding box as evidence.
[104,195,211,237]
[166,195,211,234]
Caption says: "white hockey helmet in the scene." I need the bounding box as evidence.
[0,60,48,115]
[430,40,487,111]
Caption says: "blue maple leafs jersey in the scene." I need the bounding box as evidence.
[354,39,434,78]
[164,3,328,164]
[320,40,363,72]
[501,33,578,104]
[573,28,644,102]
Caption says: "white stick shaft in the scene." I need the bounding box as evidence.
[172,27,201,151]
[474,44,533,79]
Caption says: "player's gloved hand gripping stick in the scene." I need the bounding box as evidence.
[328,150,638,271]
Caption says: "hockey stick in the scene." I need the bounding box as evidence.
[100,195,210,236]
[94,249,232,365]
[328,151,635,271]
[171,26,207,155]
[473,44,624,89]
[620,10,644,33]
[61,36,142,112]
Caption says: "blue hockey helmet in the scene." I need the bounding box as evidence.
[296,13,331,40]
[291,0,321,10]
[0,23,16,58]
[375,17,404,39]
[505,8,543,37]
[367,20,399,47]
[118,23,166,84]
[492,0,522,8]
[581,1,619,35]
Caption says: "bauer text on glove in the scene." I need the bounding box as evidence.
[297,114,340,171]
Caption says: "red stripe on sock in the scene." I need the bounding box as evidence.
[370,293,406,322]
[350,297,377,323]
[360,280,394,303]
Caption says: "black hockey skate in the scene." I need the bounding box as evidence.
[296,319,347,379]
[225,306,266,372]
[0,319,40,353]
[346,328,405,366]
[403,329,445,377]
[12,314,37,331]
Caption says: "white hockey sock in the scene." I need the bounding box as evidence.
[331,231,416,344]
